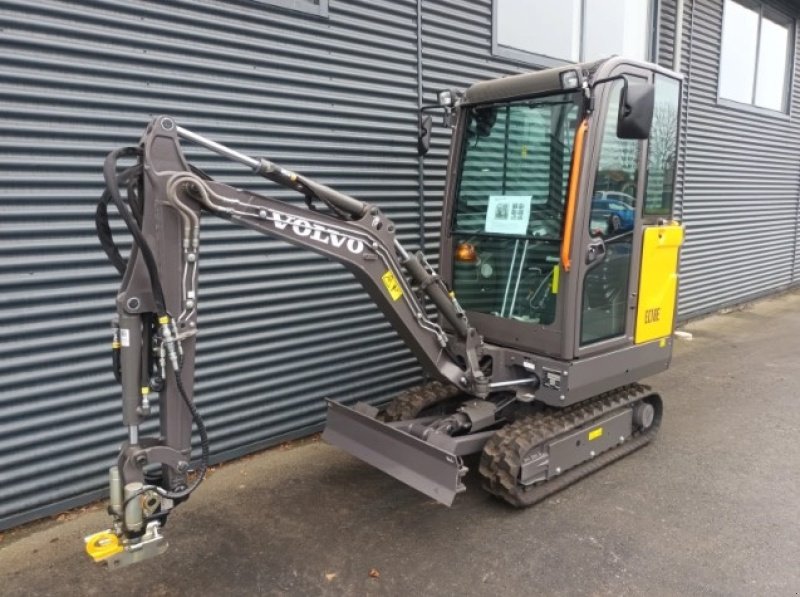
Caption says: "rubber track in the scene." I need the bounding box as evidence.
[479,383,662,507]
[381,381,462,422]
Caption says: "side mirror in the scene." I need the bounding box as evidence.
[617,82,655,139]
[418,113,432,156]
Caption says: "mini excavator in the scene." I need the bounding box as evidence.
[85,57,684,567]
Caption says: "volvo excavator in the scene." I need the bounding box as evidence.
[84,57,684,567]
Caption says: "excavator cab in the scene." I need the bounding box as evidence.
[441,57,682,363]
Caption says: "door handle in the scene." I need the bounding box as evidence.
[585,237,607,265]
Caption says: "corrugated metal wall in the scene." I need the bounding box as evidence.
[419,0,524,263]
[0,0,426,529]
[660,0,800,316]
[656,0,689,226]
[3,0,800,530]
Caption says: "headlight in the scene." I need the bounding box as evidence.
[437,89,454,108]
[560,70,580,89]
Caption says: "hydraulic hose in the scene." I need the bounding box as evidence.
[102,146,167,316]
[155,369,209,500]
[95,166,142,275]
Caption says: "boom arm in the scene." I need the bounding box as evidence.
[85,116,487,567]
[173,128,484,390]
[150,116,487,392]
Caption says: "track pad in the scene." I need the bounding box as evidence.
[323,400,466,506]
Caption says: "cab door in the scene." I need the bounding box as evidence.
[574,68,682,357]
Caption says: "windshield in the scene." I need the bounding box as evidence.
[451,92,582,324]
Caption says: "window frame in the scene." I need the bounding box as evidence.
[252,0,329,18]
[451,92,584,241]
[717,0,795,115]
[491,0,656,67]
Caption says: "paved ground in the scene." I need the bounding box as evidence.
[2,291,800,596]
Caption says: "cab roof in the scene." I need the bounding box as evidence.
[462,57,679,106]
[463,59,605,106]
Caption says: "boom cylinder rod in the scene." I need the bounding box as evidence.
[176,126,258,169]
[177,125,368,218]
[176,125,302,192]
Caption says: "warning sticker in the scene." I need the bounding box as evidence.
[551,265,560,294]
[119,329,130,348]
[588,427,603,441]
[381,270,404,301]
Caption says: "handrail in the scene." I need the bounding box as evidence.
[561,118,588,272]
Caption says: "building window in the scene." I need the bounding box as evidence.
[718,0,793,112]
[493,0,651,66]
[255,0,328,17]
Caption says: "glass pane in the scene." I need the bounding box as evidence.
[582,82,639,345]
[644,75,681,216]
[755,16,790,111]
[584,0,650,61]
[496,0,581,61]
[452,93,582,323]
[718,0,759,104]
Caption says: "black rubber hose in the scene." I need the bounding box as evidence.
[97,159,186,278]
[103,147,167,315]
[96,164,142,275]
[95,190,128,275]
[126,167,143,227]
[111,345,122,384]
[155,370,209,500]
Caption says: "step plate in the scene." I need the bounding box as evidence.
[323,400,465,506]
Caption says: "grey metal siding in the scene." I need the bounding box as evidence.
[420,0,533,262]
[657,0,691,228]
[663,0,800,317]
[658,0,678,69]
[0,0,425,529]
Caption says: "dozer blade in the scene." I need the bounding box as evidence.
[323,400,466,506]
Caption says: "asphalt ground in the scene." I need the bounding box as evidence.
[2,291,799,596]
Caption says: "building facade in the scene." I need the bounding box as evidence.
[1,0,799,528]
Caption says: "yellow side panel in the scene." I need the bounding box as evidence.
[635,224,684,344]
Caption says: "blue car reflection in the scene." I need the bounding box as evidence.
[591,198,635,233]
